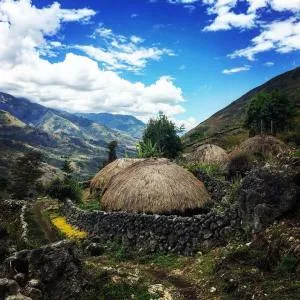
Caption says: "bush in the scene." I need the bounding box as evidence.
[46,177,82,202]
[277,255,298,274]
[0,177,8,190]
[227,153,254,180]
[186,163,222,178]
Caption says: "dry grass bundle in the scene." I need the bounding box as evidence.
[185,144,229,166]
[101,158,211,214]
[230,135,288,159]
[90,158,144,197]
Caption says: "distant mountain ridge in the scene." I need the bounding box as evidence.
[76,112,145,138]
[0,92,139,178]
[183,67,300,150]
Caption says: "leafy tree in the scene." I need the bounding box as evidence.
[136,139,159,158]
[10,151,44,199]
[46,177,82,203]
[142,112,183,159]
[244,92,294,135]
[62,159,73,174]
[108,140,118,163]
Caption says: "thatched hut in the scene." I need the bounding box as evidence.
[185,144,229,166]
[230,135,288,159]
[90,158,144,197]
[101,158,211,214]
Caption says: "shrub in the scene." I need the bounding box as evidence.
[186,163,222,178]
[0,177,8,190]
[277,255,298,274]
[227,153,254,180]
[46,177,82,202]
[136,139,160,158]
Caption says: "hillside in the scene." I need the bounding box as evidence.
[0,93,139,178]
[183,67,300,151]
[76,112,145,138]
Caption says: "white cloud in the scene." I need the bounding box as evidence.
[173,117,198,132]
[230,18,300,60]
[222,65,251,74]
[203,0,256,31]
[83,24,174,72]
[270,0,300,12]
[264,61,275,66]
[0,0,185,122]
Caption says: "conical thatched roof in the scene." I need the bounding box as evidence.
[90,158,144,196]
[101,158,211,214]
[185,144,229,166]
[230,135,288,158]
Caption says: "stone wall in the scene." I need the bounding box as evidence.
[62,200,241,255]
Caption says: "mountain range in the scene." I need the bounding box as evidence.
[183,67,300,151]
[0,93,143,178]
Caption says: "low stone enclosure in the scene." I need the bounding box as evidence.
[62,199,241,255]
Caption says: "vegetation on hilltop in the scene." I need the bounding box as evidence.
[183,67,300,150]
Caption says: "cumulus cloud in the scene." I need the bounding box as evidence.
[230,18,300,60]
[0,0,186,122]
[222,65,251,74]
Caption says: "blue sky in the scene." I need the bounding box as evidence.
[0,0,299,130]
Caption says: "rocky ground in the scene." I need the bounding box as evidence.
[0,159,299,299]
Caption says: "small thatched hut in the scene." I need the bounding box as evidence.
[90,158,144,197]
[101,158,211,214]
[185,144,229,166]
[230,135,288,159]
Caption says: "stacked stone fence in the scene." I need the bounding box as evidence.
[62,199,241,255]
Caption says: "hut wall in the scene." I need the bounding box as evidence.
[62,199,241,255]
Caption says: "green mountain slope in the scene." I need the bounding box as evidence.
[183,67,300,150]
[0,93,138,178]
[76,112,145,138]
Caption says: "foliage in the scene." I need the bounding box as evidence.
[244,92,294,135]
[10,151,44,199]
[51,216,87,239]
[46,177,82,203]
[108,140,118,163]
[227,152,254,180]
[77,199,102,211]
[62,159,73,174]
[142,112,183,159]
[136,139,160,158]
[0,177,8,190]
[277,255,298,274]
[185,163,222,178]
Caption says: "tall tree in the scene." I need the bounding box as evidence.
[108,140,118,163]
[62,159,73,174]
[142,112,183,159]
[244,91,294,135]
[10,151,44,199]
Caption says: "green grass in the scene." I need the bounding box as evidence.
[77,199,102,211]
[25,208,48,248]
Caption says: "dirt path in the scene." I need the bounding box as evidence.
[33,202,58,243]
[149,268,201,300]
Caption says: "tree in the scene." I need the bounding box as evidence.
[62,159,73,174]
[142,112,183,159]
[108,140,118,163]
[10,151,44,199]
[244,91,294,135]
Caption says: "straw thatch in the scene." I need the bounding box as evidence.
[185,144,229,166]
[101,158,211,214]
[230,135,288,158]
[90,158,144,196]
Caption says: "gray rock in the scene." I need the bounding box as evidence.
[238,166,299,232]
